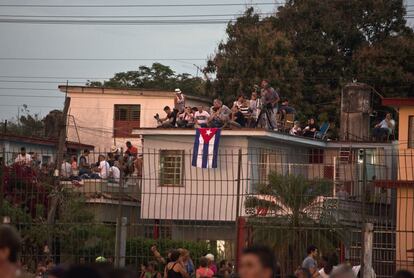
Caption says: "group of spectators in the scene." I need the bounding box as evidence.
[2,224,414,278]
[155,81,296,130]
[154,82,324,139]
[148,245,233,278]
[59,141,141,182]
[155,83,397,141]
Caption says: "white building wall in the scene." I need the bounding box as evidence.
[140,135,249,221]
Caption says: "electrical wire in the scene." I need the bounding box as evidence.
[0,57,206,61]
[0,13,270,19]
[0,2,282,8]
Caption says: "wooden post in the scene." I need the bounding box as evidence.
[46,96,71,250]
[362,223,374,278]
[115,217,127,267]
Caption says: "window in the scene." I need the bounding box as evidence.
[114,105,141,137]
[159,150,184,186]
[409,116,414,148]
[309,149,324,164]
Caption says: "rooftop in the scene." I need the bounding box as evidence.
[0,133,94,150]
[133,128,395,149]
[58,85,211,104]
[382,98,414,107]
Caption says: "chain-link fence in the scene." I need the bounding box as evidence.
[0,145,413,277]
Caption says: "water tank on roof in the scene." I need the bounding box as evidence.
[340,83,373,141]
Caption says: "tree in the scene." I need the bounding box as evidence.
[353,34,414,98]
[244,173,345,275]
[0,108,63,139]
[86,63,207,97]
[206,1,413,130]
[204,8,303,106]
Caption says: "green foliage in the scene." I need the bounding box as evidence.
[204,8,303,105]
[125,237,214,267]
[206,1,413,130]
[0,108,63,139]
[244,173,346,274]
[86,63,207,97]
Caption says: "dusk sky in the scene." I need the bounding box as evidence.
[0,0,413,120]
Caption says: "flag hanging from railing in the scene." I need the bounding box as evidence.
[192,128,221,168]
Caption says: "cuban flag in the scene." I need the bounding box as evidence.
[192,128,221,168]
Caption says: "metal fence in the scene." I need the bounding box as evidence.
[1,145,413,277]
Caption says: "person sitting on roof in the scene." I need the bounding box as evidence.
[373,113,395,141]
[60,156,73,179]
[155,106,178,128]
[177,106,195,128]
[233,95,251,118]
[194,105,210,128]
[279,99,296,120]
[290,121,302,136]
[79,149,91,177]
[208,99,231,128]
[14,147,32,166]
[230,105,246,128]
[303,118,319,138]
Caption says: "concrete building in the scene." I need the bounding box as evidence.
[374,98,414,271]
[58,86,211,151]
[0,133,94,165]
[135,128,396,247]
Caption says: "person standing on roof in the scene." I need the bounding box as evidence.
[174,88,186,114]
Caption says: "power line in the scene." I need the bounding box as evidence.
[0,57,206,61]
[0,75,110,79]
[0,13,270,19]
[0,18,232,25]
[0,2,282,8]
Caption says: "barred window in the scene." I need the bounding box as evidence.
[114,104,141,137]
[159,150,184,186]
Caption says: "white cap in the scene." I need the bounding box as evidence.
[175,88,182,94]
[205,253,215,261]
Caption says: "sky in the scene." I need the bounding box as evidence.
[0,0,413,121]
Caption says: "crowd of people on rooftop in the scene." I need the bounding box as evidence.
[154,82,325,139]
[11,141,142,183]
[153,82,396,141]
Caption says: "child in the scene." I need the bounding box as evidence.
[290,121,302,136]
[196,257,214,278]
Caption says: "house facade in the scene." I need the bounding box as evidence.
[58,85,211,151]
[0,133,94,165]
[135,128,396,247]
[375,98,414,271]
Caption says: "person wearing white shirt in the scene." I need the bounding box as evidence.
[14,147,32,165]
[194,105,210,128]
[109,161,121,183]
[373,113,395,141]
[97,155,110,179]
[60,160,72,178]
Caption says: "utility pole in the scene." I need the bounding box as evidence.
[46,89,71,253]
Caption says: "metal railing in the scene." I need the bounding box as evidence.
[0,146,413,277]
